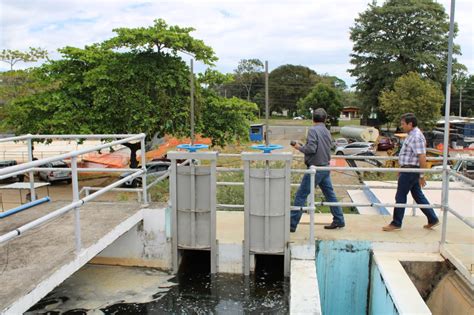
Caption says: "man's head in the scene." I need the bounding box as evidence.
[400,113,417,132]
[312,108,327,123]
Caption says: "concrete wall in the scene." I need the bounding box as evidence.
[369,262,398,315]
[316,240,371,315]
[91,208,172,269]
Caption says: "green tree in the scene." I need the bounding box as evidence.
[379,72,444,130]
[451,72,474,117]
[349,0,464,124]
[199,97,257,147]
[269,65,319,116]
[197,68,234,97]
[297,83,343,125]
[0,47,48,70]
[3,20,254,166]
[233,59,264,102]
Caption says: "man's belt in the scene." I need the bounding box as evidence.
[400,165,419,168]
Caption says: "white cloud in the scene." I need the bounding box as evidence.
[0,0,472,87]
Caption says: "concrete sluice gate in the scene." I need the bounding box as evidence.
[168,151,292,277]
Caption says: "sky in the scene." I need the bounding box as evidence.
[1,0,473,87]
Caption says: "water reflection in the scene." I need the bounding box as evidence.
[28,252,289,314]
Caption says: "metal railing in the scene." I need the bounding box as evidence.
[0,136,472,258]
[0,134,147,254]
[215,153,473,247]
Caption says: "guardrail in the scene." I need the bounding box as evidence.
[0,134,147,254]
[215,153,473,247]
[0,137,472,257]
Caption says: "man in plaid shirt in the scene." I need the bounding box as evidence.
[383,113,440,231]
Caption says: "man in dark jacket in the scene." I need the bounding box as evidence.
[290,108,345,232]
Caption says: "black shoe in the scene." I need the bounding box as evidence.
[290,226,297,233]
[324,222,345,229]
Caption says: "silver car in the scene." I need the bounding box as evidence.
[335,142,376,155]
[38,160,72,184]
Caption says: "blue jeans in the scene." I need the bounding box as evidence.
[291,170,345,229]
[391,172,438,227]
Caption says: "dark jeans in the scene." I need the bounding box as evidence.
[391,172,438,227]
[291,170,344,229]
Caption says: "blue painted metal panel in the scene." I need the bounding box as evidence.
[316,240,371,315]
[250,124,264,142]
[369,263,398,315]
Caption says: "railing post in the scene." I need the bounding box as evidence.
[27,137,36,201]
[140,136,148,205]
[309,166,316,243]
[440,0,456,246]
[71,156,81,253]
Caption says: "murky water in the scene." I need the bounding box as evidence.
[27,253,289,314]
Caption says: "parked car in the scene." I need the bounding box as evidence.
[377,137,395,151]
[332,137,349,150]
[293,115,304,120]
[120,161,171,187]
[38,160,72,184]
[0,160,24,182]
[335,142,376,156]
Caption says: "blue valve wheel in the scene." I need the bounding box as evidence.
[250,144,283,153]
[177,144,208,152]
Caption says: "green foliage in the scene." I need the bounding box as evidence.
[349,0,465,123]
[197,68,234,97]
[104,19,217,65]
[233,59,264,101]
[379,72,444,130]
[0,47,48,70]
[451,73,474,117]
[297,83,343,124]
[269,65,319,116]
[200,97,257,147]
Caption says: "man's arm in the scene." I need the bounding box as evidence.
[295,129,318,154]
[418,153,427,187]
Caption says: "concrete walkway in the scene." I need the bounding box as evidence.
[0,201,142,314]
[217,211,473,283]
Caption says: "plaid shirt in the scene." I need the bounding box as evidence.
[398,127,426,167]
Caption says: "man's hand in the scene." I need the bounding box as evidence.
[418,153,427,187]
[290,140,301,150]
[419,177,426,187]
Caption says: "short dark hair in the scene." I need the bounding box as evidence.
[313,108,327,123]
[401,113,418,127]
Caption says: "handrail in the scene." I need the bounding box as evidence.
[0,133,147,254]
[1,137,471,259]
[0,170,143,245]
[0,134,144,176]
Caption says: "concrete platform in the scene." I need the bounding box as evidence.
[216,211,473,283]
[0,201,142,314]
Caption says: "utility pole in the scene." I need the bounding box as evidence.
[459,84,463,117]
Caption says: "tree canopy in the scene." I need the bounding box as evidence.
[379,72,444,130]
[2,19,257,166]
[233,59,264,102]
[297,83,343,125]
[349,0,465,123]
[268,65,319,116]
[0,47,48,70]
